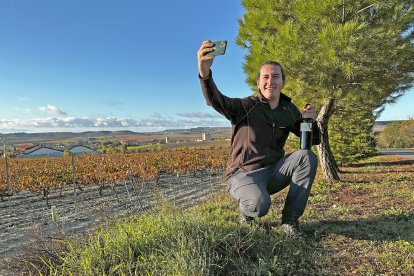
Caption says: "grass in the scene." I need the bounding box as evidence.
[42,200,326,275]
[7,155,414,275]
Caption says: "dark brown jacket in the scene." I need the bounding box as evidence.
[200,71,321,179]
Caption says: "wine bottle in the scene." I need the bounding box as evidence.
[300,118,313,150]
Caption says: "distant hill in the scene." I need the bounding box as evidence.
[0,127,232,144]
[1,121,400,144]
[161,127,230,134]
[372,120,405,134]
[0,131,137,144]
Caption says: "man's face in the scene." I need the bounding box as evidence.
[256,64,284,101]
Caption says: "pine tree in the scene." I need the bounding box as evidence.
[329,108,377,165]
[237,0,414,181]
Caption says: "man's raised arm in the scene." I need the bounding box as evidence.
[197,40,215,79]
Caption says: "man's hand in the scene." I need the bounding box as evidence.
[197,40,215,79]
[301,104,318,120]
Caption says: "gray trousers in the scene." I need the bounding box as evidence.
[227,150,318,220]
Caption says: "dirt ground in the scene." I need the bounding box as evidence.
[0,171,226,270]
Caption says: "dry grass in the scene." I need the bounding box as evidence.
[3,154,414,275]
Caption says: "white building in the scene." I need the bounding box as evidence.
[202,133,212,141]
[67,145,97,155]
[19,145,64,158]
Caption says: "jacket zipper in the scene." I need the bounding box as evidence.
[266,122,276,160]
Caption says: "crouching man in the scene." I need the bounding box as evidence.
[197,40,320,240]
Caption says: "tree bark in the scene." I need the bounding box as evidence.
[316,98,340,182]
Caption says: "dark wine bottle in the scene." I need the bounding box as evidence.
[300,118,313,150]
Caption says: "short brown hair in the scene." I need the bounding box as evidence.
[256,61,286,83]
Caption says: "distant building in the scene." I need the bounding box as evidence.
[165,136,169,144]
[66,145,97,155]
[202,133,212,141]
[18,144,98,158]
[15,144,36,154]
[120,140,142,146]
[87,137,99,145]
[18,145,64,158]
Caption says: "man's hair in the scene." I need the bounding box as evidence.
[256,61,286,83]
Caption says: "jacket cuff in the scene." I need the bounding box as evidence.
[198,70,212,80]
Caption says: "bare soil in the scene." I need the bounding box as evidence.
[0,171,226,266]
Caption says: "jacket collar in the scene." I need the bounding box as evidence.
[257,90,292,106]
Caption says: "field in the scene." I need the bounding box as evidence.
[126,139,230,152]
[0,169,227,274]
[0,149,228,195]
[4,127,232,147]
[1,153,413,275]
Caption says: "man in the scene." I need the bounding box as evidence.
[197,40,320,240]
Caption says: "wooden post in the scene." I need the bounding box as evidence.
[72,153,77,214]
[3,139,9,192]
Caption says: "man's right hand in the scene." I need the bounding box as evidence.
[197,40,215,79]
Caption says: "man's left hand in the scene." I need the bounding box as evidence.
[301,104,318,120]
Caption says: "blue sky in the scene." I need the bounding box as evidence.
[0,0,412,133]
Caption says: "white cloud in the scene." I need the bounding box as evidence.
[39,105,68,116]
[13,107,32,114]
[0,116,229,131]
[176,112,222,119]
[151,112,164,118]
[18,97,30,101]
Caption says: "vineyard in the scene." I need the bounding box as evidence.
[0,149,229,261]
[0,149,228,197]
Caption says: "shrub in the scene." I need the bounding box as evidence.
[377,117,414,148]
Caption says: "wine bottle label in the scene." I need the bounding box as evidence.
[300,122,312,132]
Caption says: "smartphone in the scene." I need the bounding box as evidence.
[205,40,227,56]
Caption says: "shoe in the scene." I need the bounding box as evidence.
[239,210,255,225]
[281,218,306,240]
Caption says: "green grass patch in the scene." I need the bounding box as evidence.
[46,200,326,275]
[15,155,414,275]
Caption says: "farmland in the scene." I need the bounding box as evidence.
[0,152,413,275]
[0,168,227,261]
[0,149,228,195]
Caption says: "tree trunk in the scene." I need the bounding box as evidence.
[316,98,340,182]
